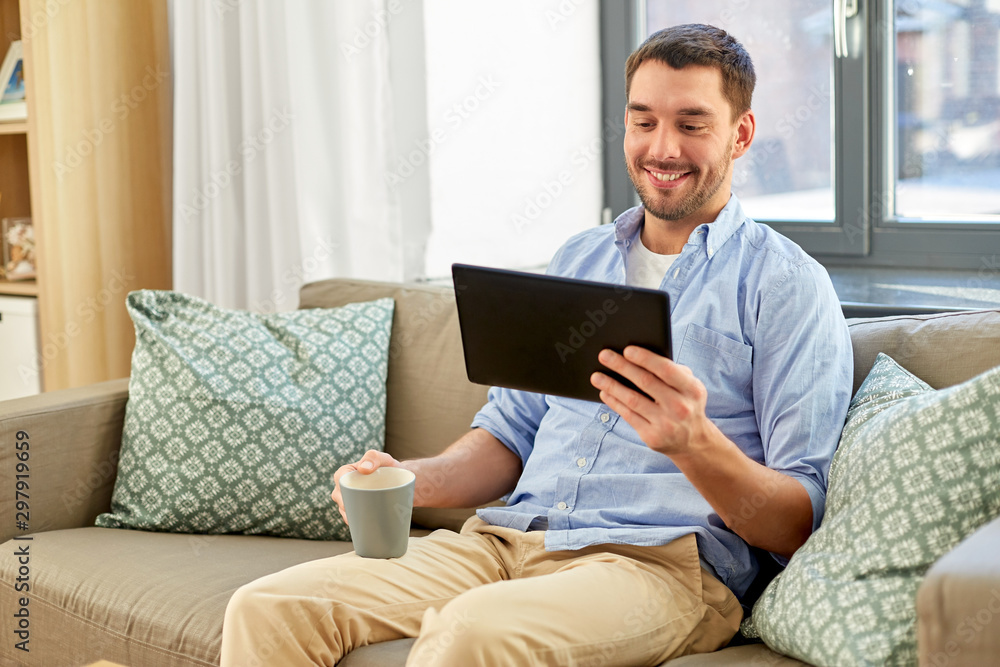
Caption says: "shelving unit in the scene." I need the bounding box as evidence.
[0,279,36,297]
[0,121,27,135]
[0,0,171,392]
[0,0,35,299]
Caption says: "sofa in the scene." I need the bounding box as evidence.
[1,277,999,667]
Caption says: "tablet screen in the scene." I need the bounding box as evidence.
[452,263,671,403]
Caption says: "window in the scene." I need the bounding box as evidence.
[894,1,1000,221]
[603,0,1000,269]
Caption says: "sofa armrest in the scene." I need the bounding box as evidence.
[0,378,130,542]
[917,515,1000,666]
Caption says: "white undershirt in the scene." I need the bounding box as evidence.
[627,234,680,289]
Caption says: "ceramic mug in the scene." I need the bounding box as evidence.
[339,467,415,559]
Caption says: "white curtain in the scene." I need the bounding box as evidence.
[171,0,602,306]
[171,0,405,312]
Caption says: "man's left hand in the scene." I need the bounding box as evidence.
[591,346,716,458]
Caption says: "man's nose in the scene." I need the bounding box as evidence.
[648,127,682,161]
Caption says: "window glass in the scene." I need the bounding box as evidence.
[895,0,1000,219]
[646,0,835,222]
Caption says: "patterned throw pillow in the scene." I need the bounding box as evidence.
[742,353,1000,665]
[96,291,394,541]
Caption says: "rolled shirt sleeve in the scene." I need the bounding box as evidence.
[471,386,549,466]
[752,260,854,534]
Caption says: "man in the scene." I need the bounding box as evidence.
[222,24,852,666]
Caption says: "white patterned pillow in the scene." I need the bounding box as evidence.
[96,291,394,541]
[742,353,1000,665]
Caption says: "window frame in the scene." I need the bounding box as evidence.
[600,0,1000,271]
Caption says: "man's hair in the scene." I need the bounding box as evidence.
[625,24,755,119]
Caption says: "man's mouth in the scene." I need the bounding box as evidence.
[650,171,684,182]
[644,167,691,188]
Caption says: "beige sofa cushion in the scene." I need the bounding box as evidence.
[0,527,357,666]
[340,636,809,666]
[847,309,1000,393]
[299,279,494,531]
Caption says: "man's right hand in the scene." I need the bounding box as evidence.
[331,449,402,524]
[330,429,522,522]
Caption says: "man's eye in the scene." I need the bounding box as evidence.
[682,125,705,132]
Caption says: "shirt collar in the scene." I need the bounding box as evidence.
[613,194,748,260]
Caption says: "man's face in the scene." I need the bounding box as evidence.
[624,60,752,226]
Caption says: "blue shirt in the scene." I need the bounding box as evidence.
[471,196,853,597]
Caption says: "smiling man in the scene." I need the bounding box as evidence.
[222,24,853,667]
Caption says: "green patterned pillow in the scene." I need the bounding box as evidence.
[96,291,394,541]
[742,353,1000,665]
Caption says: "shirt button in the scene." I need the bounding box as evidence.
[600,413,610,423]
[576,457,587,468]
[557,501,568,510]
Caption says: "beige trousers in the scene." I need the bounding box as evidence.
[221,517,742,667]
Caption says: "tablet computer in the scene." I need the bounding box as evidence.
[452,263,672,403]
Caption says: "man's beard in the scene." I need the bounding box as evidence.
[626,140,734,222]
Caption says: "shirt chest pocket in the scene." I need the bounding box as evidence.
[675,323,753,415]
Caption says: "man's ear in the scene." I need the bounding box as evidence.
[731,110,755,159]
